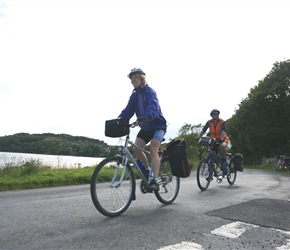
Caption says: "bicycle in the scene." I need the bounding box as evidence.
[196,137,237,191]
[273,155,290,172]
[90,120,180,217]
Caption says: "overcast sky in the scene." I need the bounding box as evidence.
[0,0,289,145]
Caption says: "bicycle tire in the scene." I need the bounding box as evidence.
[197,158,212,191]
[154,157,180,204]
[90,156,135,217]
[227,159,237,185]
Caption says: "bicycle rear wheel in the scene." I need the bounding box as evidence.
[227,160,237,185]
[90,156,135,217]
[154,157,180,204]
[197,158,212,191]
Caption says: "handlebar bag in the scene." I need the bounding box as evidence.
[105,118,129,138]
[198,137,216,146]
[165,139,190,178]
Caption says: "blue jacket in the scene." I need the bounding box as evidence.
[119,84,167,131]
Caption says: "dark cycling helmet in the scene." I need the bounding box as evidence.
[210,109,220,116]
[127,68,146,78]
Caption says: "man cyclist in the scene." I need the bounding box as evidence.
[118,68,167,192]
[197,109,230,176]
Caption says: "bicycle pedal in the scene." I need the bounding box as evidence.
[217,176,223,182]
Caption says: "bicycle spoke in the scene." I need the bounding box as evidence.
[197,158,212,191]
[154,158,180,204]
[90,156,135,217]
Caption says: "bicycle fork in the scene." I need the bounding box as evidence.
[110,162,127,188]
[109,155,130,187]
[111,156,137,201]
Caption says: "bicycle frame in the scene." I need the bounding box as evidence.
[197,138,237,191]
[113,130,154,187]
[210,142,233,170]
[205,143,221,174]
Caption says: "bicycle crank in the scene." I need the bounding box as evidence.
[140,180,148,194]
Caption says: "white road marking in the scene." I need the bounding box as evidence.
[211,221,259,238]
[275,228,290,236]
[212,221,290,248]
[158,241,204,250]
[275,229,290,250]
[276,239,290,250]
[159,221,290,249]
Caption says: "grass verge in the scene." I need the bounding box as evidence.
[0,162,95,191]
[0,161,289,192]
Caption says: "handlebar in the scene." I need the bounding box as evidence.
[197,137,222,147]
[129,122,138,128]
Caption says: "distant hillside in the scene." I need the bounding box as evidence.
[0,133,119,157]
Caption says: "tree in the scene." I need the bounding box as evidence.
[177,123,204,161]
[227,59,290,164]
[0,133,109,157]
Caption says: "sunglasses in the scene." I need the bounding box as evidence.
[212,113,219,115]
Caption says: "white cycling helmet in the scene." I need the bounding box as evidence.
[127,68,146,78]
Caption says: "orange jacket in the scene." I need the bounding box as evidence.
[208,119,230,143]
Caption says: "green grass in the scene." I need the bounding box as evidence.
[0,161,96,191]
[0,160,289,192]
[243,163,290,177]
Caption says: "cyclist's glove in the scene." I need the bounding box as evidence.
[137,117,147,124]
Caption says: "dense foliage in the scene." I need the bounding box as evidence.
[176,60,290,165]
[227,59,290,163]
[0,133,121,157]
[176,123,204,160]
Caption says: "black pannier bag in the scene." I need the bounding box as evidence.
[234,153,244,172]
[165,138,190,178]
[105,118,129,138]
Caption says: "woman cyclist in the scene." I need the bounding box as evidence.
[118,68,167,192]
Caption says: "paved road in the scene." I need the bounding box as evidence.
[0,168,290,250]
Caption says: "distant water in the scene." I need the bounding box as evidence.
[0,152,105,169]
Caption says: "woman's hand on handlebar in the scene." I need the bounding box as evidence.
[130,122,138,128]
[137,116,146,124]
[129,117,147,128]
[133,117,146,127]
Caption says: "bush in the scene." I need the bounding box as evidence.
[20,158,42,176]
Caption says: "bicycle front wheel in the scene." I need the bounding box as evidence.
[90,156,135,217]
[227,160,237,185]
[197,158,212,191]
[154,157,180,205]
